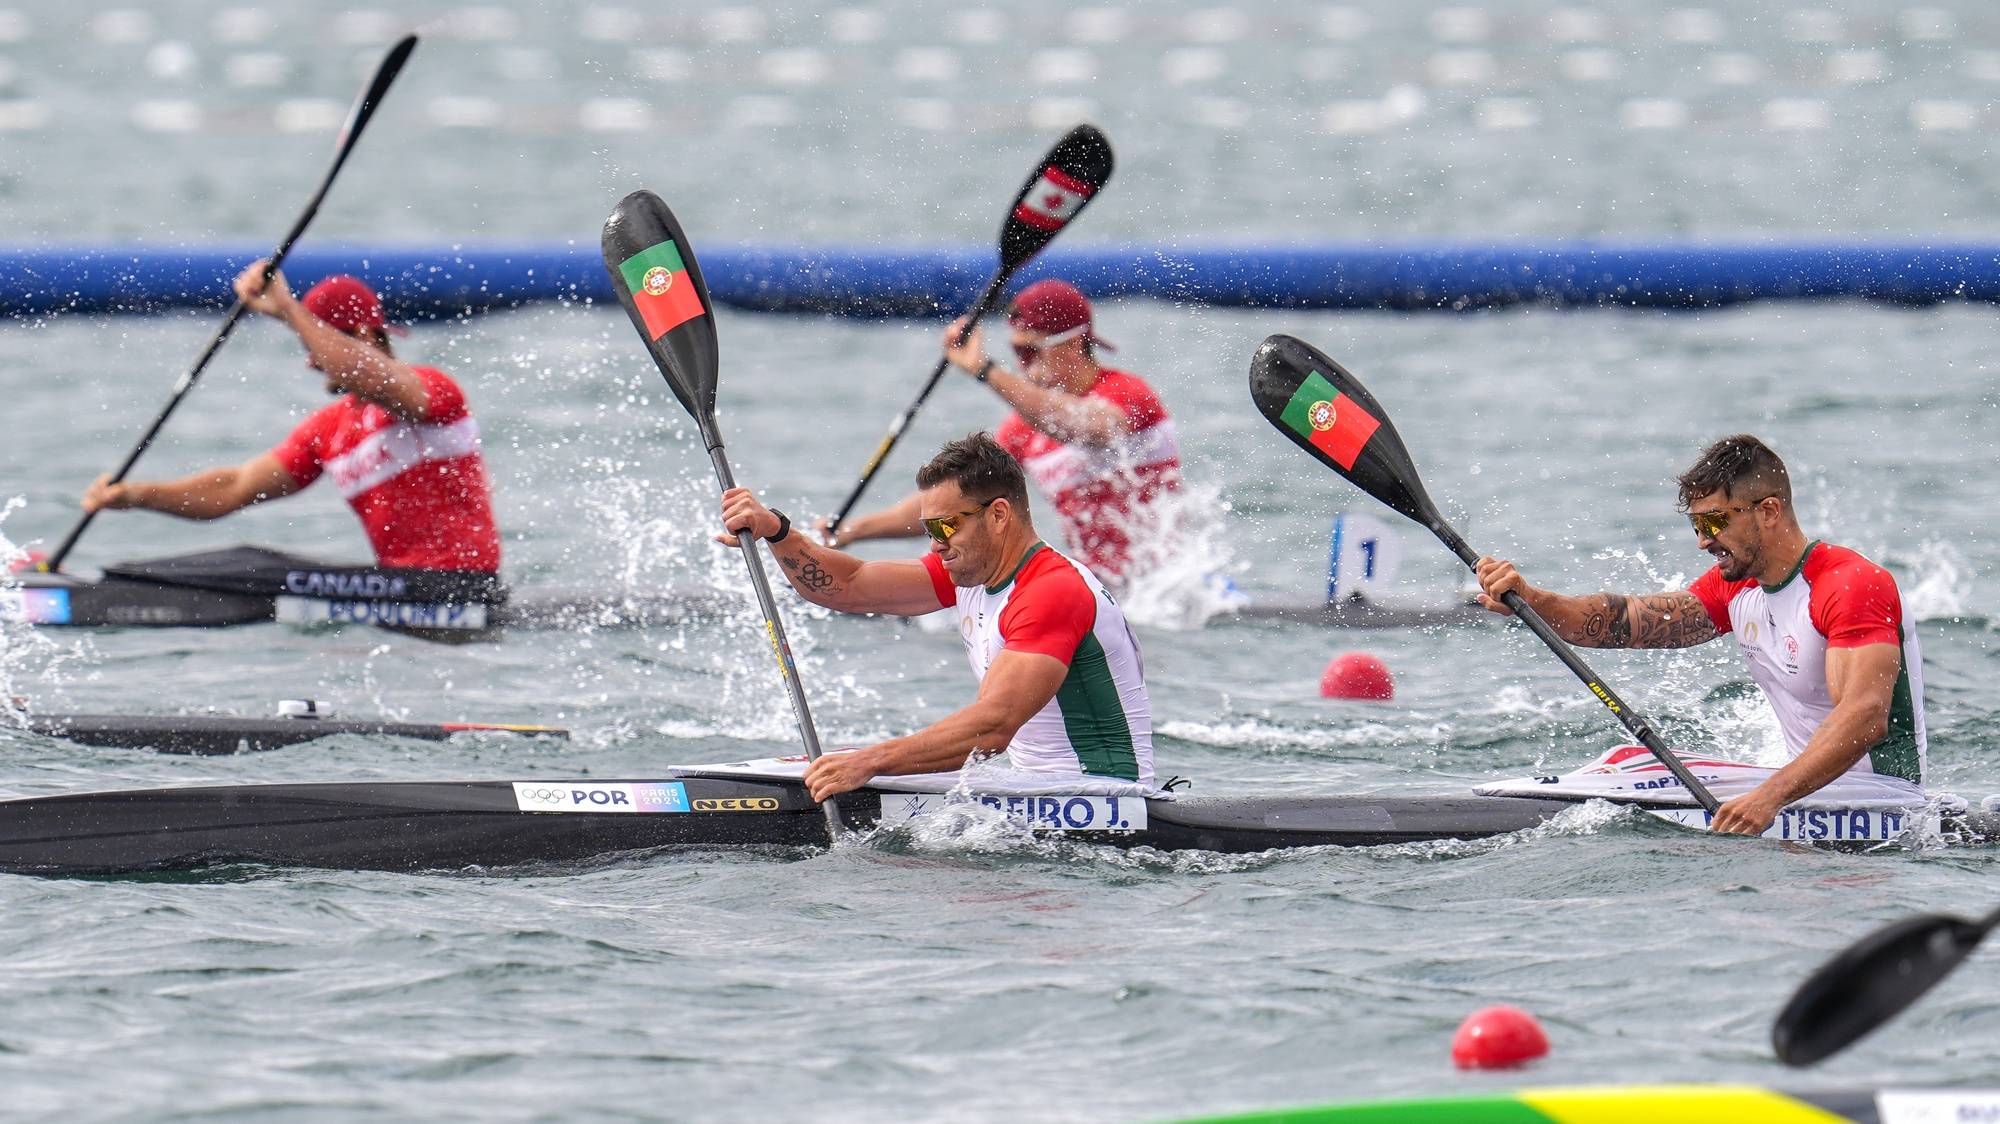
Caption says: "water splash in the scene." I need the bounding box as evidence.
[0,498,95,720]
[1115,480,1248,630]
[1897,539,1971,622]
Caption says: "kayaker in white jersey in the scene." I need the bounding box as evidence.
[1475,434,1925,836]
[717,432,1154,802]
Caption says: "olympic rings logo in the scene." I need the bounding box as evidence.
[519,787,574,803]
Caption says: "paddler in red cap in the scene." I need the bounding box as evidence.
[825,279,1182,586]
[82,261,501,573]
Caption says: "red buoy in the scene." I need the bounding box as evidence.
[1319,651,1394,700]
[1451,1005,1549,1070]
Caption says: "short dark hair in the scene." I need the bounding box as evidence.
[916,432,1030,513]
[1676,434,1793,512]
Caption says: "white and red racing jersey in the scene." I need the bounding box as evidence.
[1688,541,1925,783]
[995,368,1180,581]
[922,543,1154,785]
[270,366,501,572]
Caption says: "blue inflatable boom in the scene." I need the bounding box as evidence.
[3,242,1998,318]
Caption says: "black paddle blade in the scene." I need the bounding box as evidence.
[998,124,1114,269]
[601,190,722,437]
[1773,912,1986,1066]
[339,34,418,149]
[1248,334,1443,531]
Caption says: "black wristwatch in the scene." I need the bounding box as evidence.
[973,358,997,383]
[764,508,792,544]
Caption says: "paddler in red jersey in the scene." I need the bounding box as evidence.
[82,262,502,574]
[824,279,1181,588]
[1475,435,1927,836]
[722,434,1155,801]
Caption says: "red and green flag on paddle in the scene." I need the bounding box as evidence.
[1278,369,1381,470]
[618,238,705,340]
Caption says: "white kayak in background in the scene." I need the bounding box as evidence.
[1476,745,1947,844]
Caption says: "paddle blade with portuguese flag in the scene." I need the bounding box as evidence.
[1248,334,1443,531]
[999,124,1114,269]
[601,190,721,436]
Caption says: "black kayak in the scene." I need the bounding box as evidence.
[16,711,569,755]
[7,544,735,635]
[0,763,1989,877]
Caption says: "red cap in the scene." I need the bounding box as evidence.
[301,275,405,337]
[1006,279,1114,352]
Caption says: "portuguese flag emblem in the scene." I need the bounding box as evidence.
[1279,369,1380,469]
[618,239,705,340]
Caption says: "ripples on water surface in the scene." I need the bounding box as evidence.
[4,0,2000,1119]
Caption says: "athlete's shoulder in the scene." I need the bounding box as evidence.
[409,365,470,423]
[998,547,1096,662]
[994,410,1032,453]
[1803,542,1896,586]
[1802,542,1904,644]
[1090,369,1169,427]
[1687,564,1756,630]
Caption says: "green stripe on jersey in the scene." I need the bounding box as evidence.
[1870,654,1921,783]
[1054,632,1138,781]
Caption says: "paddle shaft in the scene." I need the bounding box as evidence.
[704,437,843,838]
[1430,522,1722,813]
[44,35,416,574]
[825,272,1009,536]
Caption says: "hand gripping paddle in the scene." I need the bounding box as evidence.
[1247,334,1720,814]
[45,33,421,573]
[824,123,1114,536]
[601,190,842,840]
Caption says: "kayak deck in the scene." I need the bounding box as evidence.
[0,768,1987,877]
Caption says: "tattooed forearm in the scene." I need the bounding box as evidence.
[1571,591,1715,649]
[776,546,842,599]
[1625,591,1719,649]
[1581,594,1635,647]
[797,559,835,593]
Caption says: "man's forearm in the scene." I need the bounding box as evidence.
[1752,704,1887,805]
[285,307,425,417]
[1517,589,1716,649]
[129,470,252,520]
[767,534,866,609]
[840,494,923,543]
[855,703,1015,777]
[982,368,1120,445]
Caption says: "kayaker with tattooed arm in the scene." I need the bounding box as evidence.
[1475,435,1925,836]
[718,433,1154,802]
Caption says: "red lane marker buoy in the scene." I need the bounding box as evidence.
[1320,651,1394,700]
[1451,1005,1550,1070]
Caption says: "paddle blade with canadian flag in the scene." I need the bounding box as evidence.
[1248,334,1444,532]
[602,190,722,439]
[999,124,1114,269]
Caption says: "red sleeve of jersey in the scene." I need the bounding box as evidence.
[1686,566,1739,634]
[268,403,337,488]
[919,552,955,610]
[1807,552,1904,648]
[1092,371,1167,430]
[411,366,467,424]
[994,413,1031,459]
[996,556,1096,665]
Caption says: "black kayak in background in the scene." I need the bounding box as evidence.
[14,709,569,755]
[6,544,735,636]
